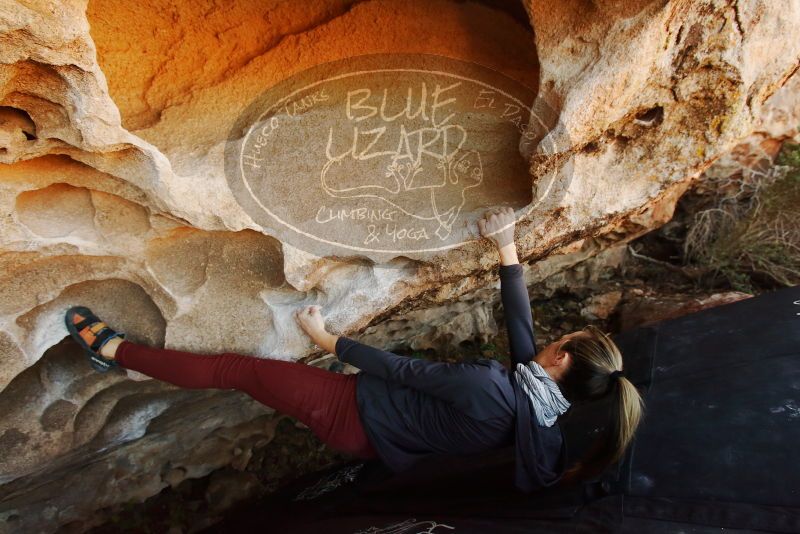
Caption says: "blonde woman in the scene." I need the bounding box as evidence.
[65,208,644,491]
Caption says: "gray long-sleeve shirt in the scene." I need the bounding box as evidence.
[335,263,566,492]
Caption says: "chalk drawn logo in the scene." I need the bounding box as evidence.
[225,54,571,261]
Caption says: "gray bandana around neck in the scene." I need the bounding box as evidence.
[514,361,571,427]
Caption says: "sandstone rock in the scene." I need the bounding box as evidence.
[359,239,629,352]
[204,470,263,513]
[1,0,799,532]
[581,290,623,321]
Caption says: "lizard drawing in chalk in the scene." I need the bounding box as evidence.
[320,122,484,240]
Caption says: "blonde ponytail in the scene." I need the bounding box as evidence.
[556,325,645,483]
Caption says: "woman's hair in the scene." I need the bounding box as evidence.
[556,325,644,483]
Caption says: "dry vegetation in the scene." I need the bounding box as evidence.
[683,142,800,292]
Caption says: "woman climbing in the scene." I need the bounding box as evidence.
[65,207,644,491]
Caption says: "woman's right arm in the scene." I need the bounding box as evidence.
[499,262,538,365]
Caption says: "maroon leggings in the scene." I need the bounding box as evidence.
[115,341,379,459]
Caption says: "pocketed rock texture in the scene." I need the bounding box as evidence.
[1,0,799,531]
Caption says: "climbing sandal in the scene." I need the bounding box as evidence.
[65,306,125,373]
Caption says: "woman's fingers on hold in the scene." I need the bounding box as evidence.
[479,207,515,235]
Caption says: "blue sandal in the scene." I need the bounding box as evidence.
[65,306,125,372]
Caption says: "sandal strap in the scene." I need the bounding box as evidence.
[73,310,103,332]
[73,317,95,331]
[89,327,120,352]
[77,319,108,349]
[100,330,125,350]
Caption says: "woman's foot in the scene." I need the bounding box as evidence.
[99,337,123,360]
[68,310,118,358]
[65,306,125,372]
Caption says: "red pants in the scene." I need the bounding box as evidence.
[116,341,379,459]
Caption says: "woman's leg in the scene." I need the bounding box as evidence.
[115,341,378,459]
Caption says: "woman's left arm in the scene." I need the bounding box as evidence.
[295,305,488,412]
[335,336,490,412]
